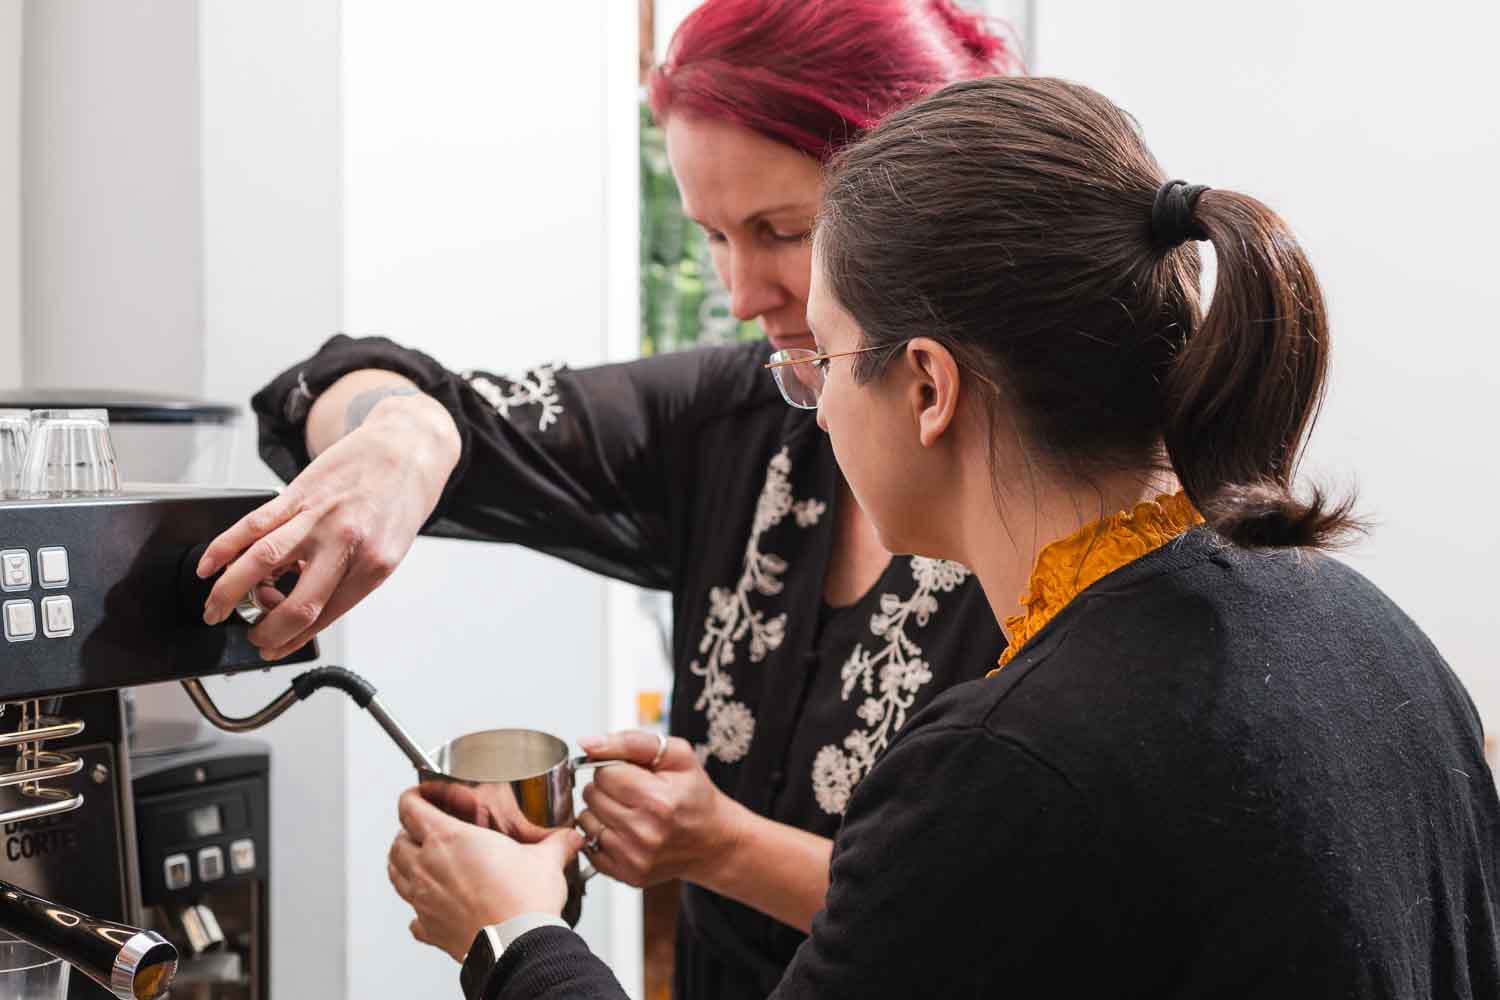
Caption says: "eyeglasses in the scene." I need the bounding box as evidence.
[764,346,890,409]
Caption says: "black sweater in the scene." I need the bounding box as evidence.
[487,528,1500,999]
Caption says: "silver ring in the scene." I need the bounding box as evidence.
[577,818,604,853]
[649,732,669,770]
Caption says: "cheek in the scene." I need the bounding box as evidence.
[782,244,812,305]
[823,390,908,534]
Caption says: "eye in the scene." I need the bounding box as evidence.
[696,223,727,244]
[761,221,808,245]
[811,357,830,373]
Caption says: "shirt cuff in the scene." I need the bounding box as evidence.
[494,912,570,951]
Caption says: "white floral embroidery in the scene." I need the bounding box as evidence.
[464,365,565,431]
[690,448,824,765]
[811,556,971,815]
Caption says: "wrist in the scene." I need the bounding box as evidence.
[364,393,461,483]
[687,790,753,890]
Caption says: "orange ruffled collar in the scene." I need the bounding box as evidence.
[992,492,1203,672]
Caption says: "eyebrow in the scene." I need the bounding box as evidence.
[686,202,816,229]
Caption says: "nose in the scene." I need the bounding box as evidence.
[726,248,785,322]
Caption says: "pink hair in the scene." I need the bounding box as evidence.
[648,0,1023,163]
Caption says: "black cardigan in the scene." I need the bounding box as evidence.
[486,528,1500,999]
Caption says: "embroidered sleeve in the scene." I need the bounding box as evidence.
[251,334,777,591]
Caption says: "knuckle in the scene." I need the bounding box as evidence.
[334,518,366,550]
[250,536,286,569]
[364,547,399,580]
[284,600,322,627]
[244,510,275,536]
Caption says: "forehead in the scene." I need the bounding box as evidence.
[664,114,822,223]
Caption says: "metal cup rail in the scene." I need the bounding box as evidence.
[0,700,86,825]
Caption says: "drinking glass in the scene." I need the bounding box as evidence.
[21,409,121,497]
[0,935,70,999]
[0,409,31,498]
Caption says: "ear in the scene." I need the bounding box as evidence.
[902,338,961,448]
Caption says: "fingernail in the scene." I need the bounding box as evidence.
[195,558,212,579]
[202,604,219,626]
[579,737,603,752]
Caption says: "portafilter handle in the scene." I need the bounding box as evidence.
[0,878,177,999]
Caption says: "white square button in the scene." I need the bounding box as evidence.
[198,846,225,882]
[37,548,68,588]
[0,550,30,592]
[164,853,192,891]
[3,599,35,642]
[40,596,73,638]
[230,838,256,874]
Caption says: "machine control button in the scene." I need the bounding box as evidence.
[230,838,257,874]
[40,596,74,638]
[165,853,192,890]
[0,550,30,592]
[198,846,225,882]
[36,547,69,588]
[3,599,36,642]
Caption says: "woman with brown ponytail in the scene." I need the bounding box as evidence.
[393,76,1500,999]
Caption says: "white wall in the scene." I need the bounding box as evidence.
[1032,0,1500,723]
[0,0,20,386]
[195,1,347,997]
[339,2,616,994]
[19,0,203,393]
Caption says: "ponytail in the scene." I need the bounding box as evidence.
[1160,189,1360,548]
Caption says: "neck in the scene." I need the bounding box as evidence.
[955,469,1178,643]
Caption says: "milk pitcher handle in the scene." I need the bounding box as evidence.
[570,757,622,881]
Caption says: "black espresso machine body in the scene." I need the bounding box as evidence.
[0,488,315,998]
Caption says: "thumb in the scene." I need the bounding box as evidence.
[538,826,586,870]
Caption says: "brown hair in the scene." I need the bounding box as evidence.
[817,76,1358,549]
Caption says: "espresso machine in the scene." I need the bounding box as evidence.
[0,486,317,997]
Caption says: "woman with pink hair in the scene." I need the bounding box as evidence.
[199,2,1021,996]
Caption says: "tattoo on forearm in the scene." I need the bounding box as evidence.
[345,386,421,435]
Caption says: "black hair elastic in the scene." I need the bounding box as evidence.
[1150,179,1211,248]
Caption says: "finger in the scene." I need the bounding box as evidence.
[577,729,678,768]
[537,827,586,871]
[590,760,663,810]
[575,809,605,843]
[581,783,647,840]
[389,829,419,878]
[252,584,286,611]
[255,560,392,661]
[397,786,463,844]
[197,490,300,578]
[204,507,319,624]
[245,534,357,653]
[387,860,413,903]
[409,917,431,947]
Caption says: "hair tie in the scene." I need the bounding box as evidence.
[1151,179,1211,248]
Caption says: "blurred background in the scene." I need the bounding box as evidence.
[0,0,1495,996]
